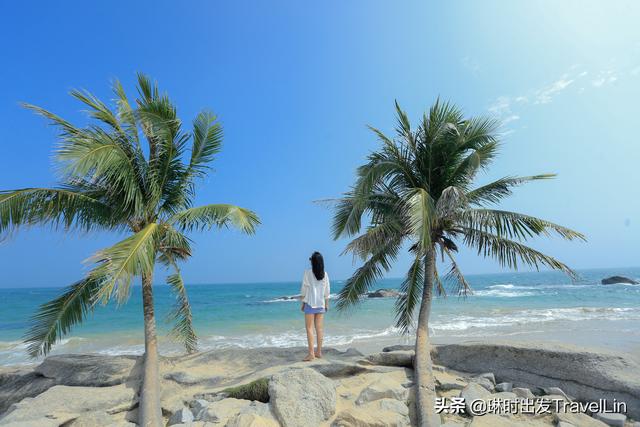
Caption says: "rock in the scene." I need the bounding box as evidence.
[366,288,402,298]
[512,387,535,399]
[331,398,410,427]
[476,372,496,384]
[196,398,253,423]
[469,376,494,392]
[557,422,575,427]
[593,412,627,427]
[312,362,374,379]
[382,345,413,352]
[601,276,638,285]
[441,423,465,427]
[469,414,519,426]
[356,376,409,404]
[433,342,640,418]
[168,407,194,425]
[65,411,137,427]
[435,378,465,391]
[495,382,513,392]
[227,413,279,427]
[459,383,490,415]
[487,391,517,401]
[189,399,209,419]
[555,412,609,427]
[364,351,414,368]
[0,384,136,424]
[269,368,336,427]
[34,354,140,386]
[543,386,570,399]
[0,371,56,414]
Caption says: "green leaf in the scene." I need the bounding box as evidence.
[169,204,260,235]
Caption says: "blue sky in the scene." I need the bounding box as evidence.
[1,1,639,287]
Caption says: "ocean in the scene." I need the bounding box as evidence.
[1,267,639,366]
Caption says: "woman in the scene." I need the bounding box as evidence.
[300,251,330,361]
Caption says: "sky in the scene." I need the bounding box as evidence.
[0,1,639,288]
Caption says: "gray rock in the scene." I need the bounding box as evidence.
[436,379,465,391]
[366,288,402,298]
[364,351,414,368]
[512,387,535,399]
[469,376,494,392]
[197,398,254,423]
[0,384,136,424]
[441,423,465,427]
[311,361,374,378]
[189,399,209,419]
[356,376,409,404]
[331,398,410,427]
[269,368,336,427]
[543,386,570,400]
[593,412,627,427]
[432,342,640,418]
[601,276,638,285]
[382,345,413,352]
[476,372,496,384]
[495,382,513,392]
[459,383,491,415]
[0,370,56,414]
[34,354,140,386]
[555,412,609,427]
[168,407,194,425]
[557,422,575,427]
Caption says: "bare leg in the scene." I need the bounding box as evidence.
[314,313,324,358]
[304,313,315,361]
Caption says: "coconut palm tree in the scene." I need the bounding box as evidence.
[332,101,584,426]
[0,74,260,427]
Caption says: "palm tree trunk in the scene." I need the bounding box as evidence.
[414,248,440,427]
[139,272,163,427]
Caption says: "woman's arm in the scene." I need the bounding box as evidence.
[324,273,330,311]
[300,271,308,311]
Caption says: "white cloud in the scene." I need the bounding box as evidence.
[591,70,618,87]
[534,78,574,104]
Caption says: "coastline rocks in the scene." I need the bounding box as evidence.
[0,384,136,425]
[168,407,194,425]
[332,398,410,427]
[555,412,609,427]
[269,368,336,427]
[593,412,627,427]
[512,387,535,399]
[432,342,640,418]
[601,276,638,285]
[356,376,409,404]
[469,375,494,392]
[495,382,513,392]
[366,288,402,298]
[364,351,414,368]
[34,354,141,386]
[459,383,490,415]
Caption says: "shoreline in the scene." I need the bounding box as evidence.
[1,339,639,426]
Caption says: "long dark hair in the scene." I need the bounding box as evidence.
[310,251,325,281]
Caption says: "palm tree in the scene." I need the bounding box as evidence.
[0,74,260,427]
[332,101,584,427]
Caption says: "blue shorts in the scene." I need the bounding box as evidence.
[303,303,326,314]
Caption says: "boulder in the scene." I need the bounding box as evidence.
[542,386,569,399]
[65,411,136,427]
[512,387,535,399]
[433,342,640,418]
[168,407,194,425]
[312,361,374,379]
[601,276,638,285]
[269,368,336,427]
[495,382,513,392]
[469,376,494,392]
[593,412,627,427]
[196,398,253,423]
[356,376,409,404]
[189,399,209,419]
[382,345,413,353]
[0,384,136,424]
[34,354,140,387]
[557,422,575,427]
[459,383,490,415]
[227,413,279,427]
[0,371,56,414]
[366,288,402,298]
[555,412,609,427]
[476,373,496,384]
[331,398,410,427]
[365,351,414,368]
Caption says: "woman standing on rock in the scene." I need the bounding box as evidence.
[300,251,330,361]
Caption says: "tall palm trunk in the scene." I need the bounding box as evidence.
[414,248,440,427]
[139,272,163,427]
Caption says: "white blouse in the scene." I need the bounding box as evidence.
[300,269,330,309]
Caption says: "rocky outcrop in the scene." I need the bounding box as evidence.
[433,342,640,418]
[269,368,336,427]
[364,351,413,368]
[34,354,141,386]
[601,276,638,285]
[366,288,402,298]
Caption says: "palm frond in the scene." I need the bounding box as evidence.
[466,175,555,205]
[169,204,260,234]
[166,264,197,353]
[442,247,472,296]
[336,239,401,312]
[394,254,424,333]
[90,223,160,304]
[23,277,102,357]
[459,209,586,242]
[462,227,579,279]
[190,110,223,176]
[408,188,435,251]
[0,187,114,236]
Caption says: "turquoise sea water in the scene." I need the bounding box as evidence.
[1,267,639,365]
